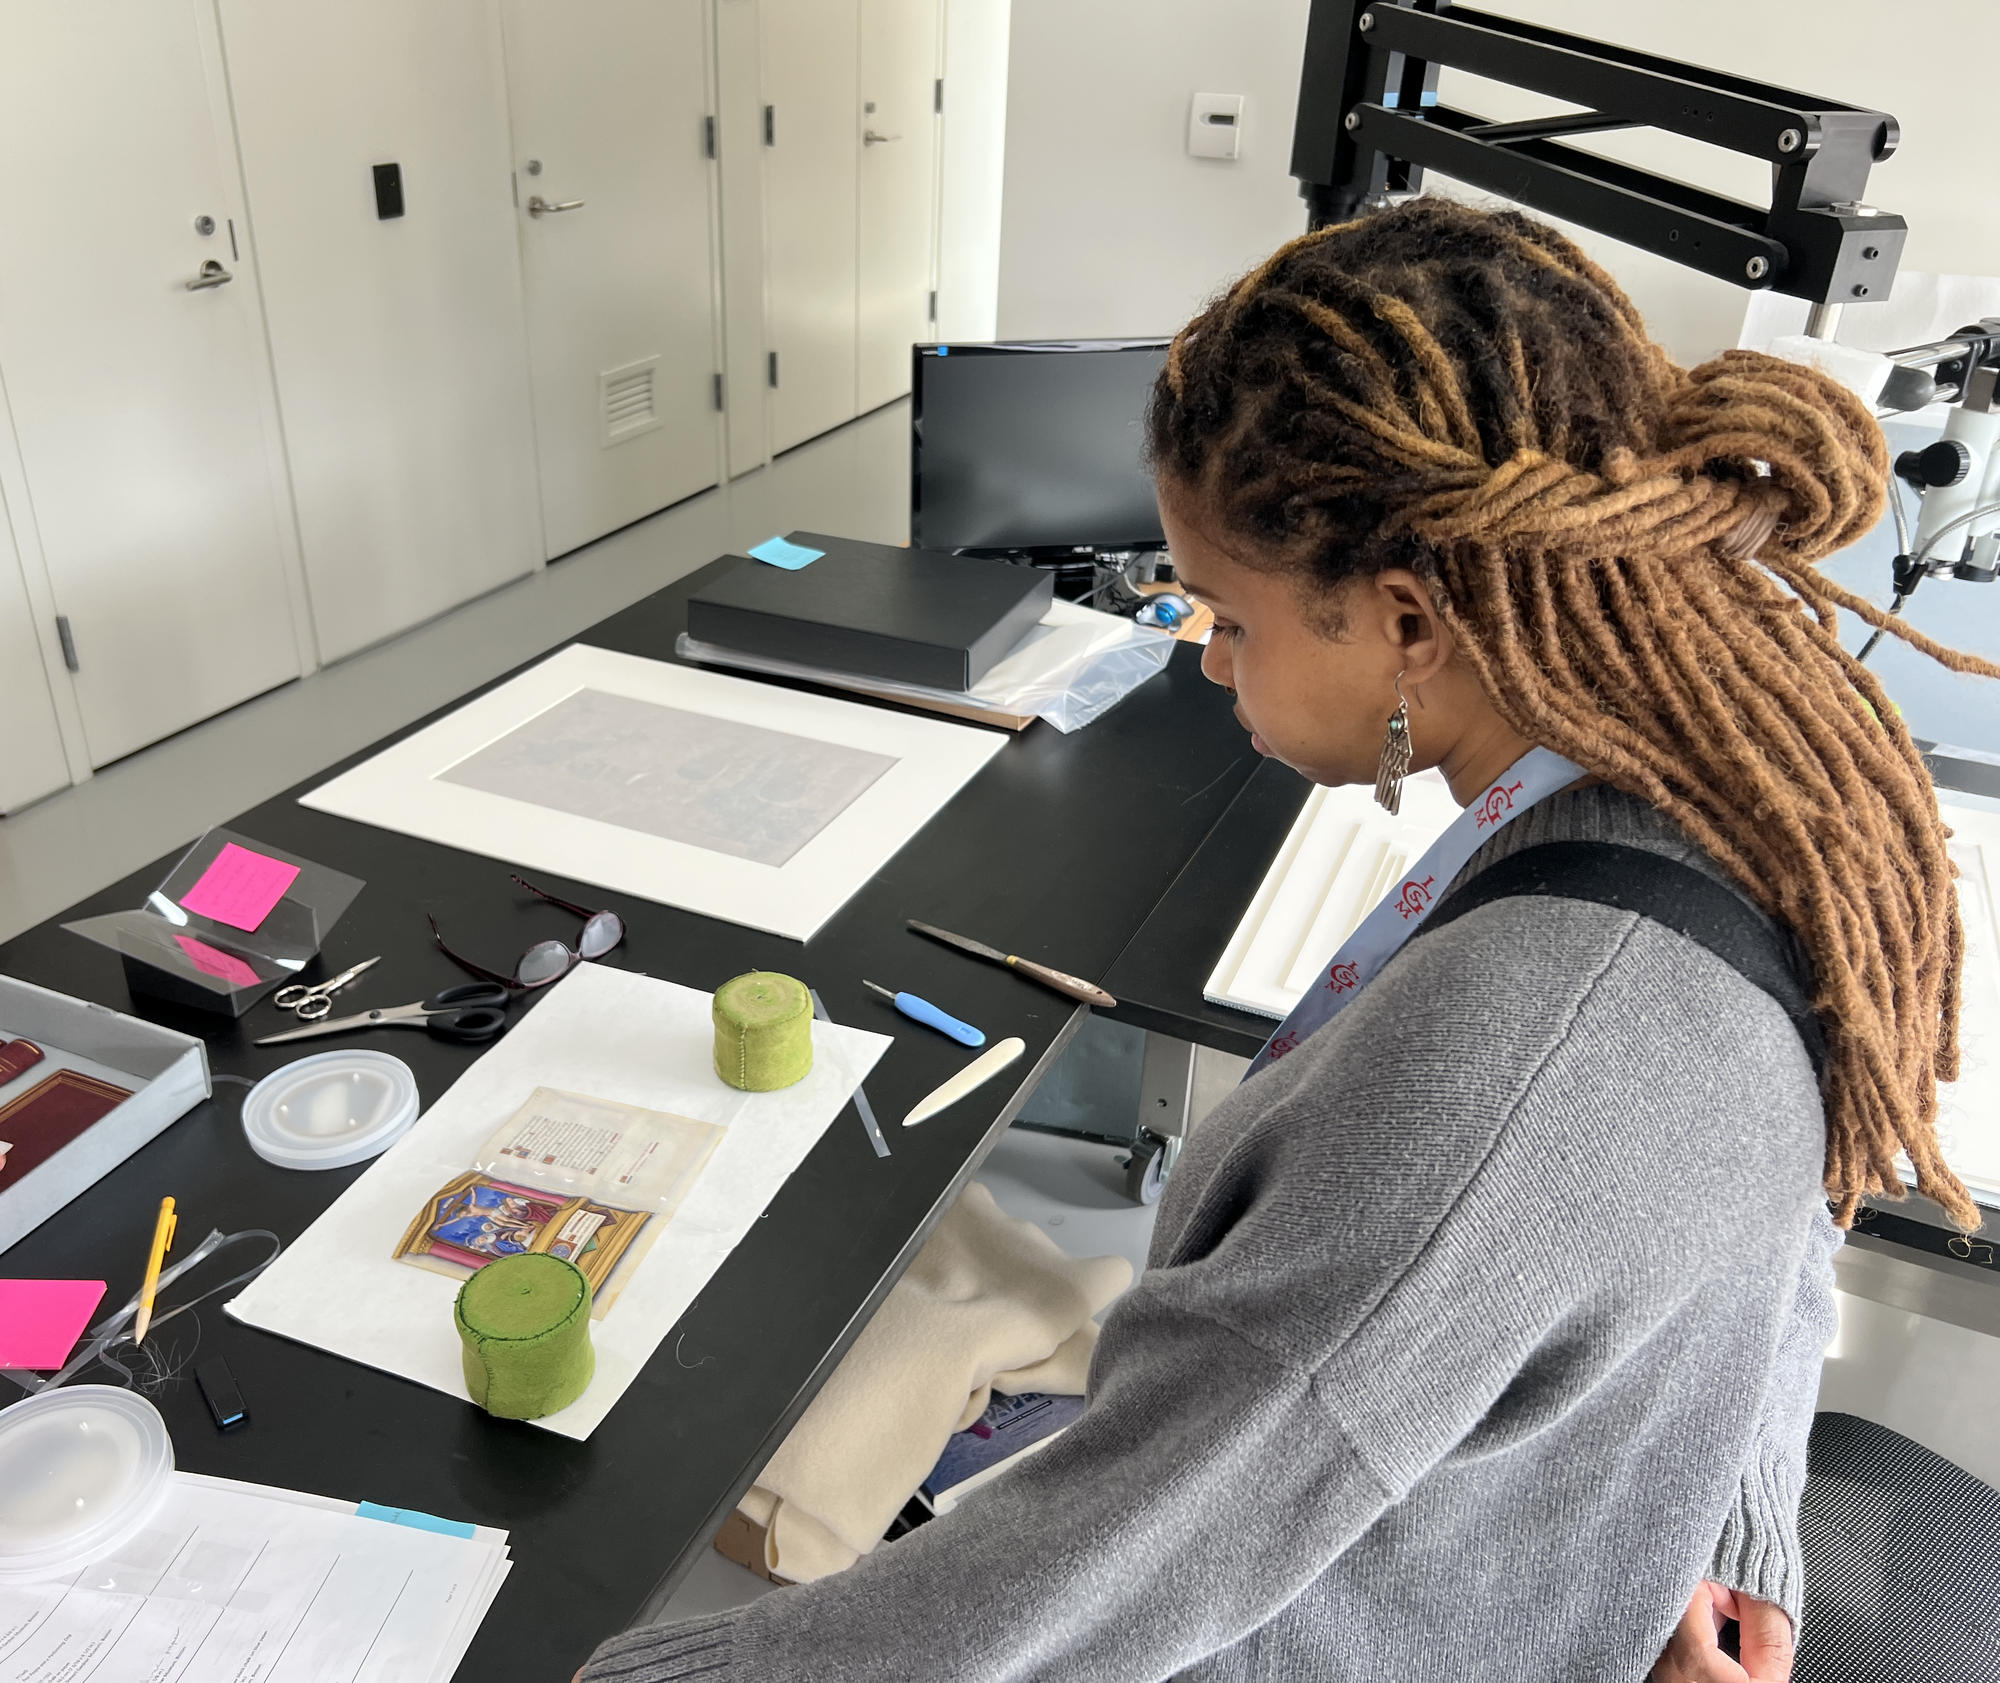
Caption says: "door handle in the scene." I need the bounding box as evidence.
[863,130,902,145]
[184,259,233,291]
[527,195,585,217]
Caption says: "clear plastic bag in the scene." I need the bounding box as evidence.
[675,599,1174,734]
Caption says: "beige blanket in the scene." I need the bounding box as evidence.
[734,1181,1132,1582]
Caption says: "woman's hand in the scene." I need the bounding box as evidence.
[1653,1581,1795,1683]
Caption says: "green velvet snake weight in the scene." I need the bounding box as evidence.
[455,1251,595,1420]
[712,971,815,1092]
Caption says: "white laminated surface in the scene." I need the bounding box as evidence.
[1935,797,2000,1207]
[1204,773,1457,1019]
[227,965,891,1437]
[298,645,1007,941]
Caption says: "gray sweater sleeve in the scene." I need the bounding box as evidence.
[1704,1207,1842,1624]
[576,1095,1624,1683]
[578,1281,1404,1682]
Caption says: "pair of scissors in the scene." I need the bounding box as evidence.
[254,983,511,1046]
[272,956,382,1020]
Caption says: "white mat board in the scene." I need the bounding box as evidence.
[227,964,892,1438]
[299,645,1008,941]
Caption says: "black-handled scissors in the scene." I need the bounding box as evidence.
[254,983,512,1046]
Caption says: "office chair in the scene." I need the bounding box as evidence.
[1796,1411,2000,1683]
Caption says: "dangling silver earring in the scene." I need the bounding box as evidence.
[1375,673,1413,815]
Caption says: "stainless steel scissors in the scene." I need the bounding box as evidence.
[255,982,511,1046]
[272,956,382,1021]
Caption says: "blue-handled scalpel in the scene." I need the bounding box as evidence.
[862,981,986,1047]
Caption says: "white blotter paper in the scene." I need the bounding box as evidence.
[298,645,1008,942]
[227,965,892,1437]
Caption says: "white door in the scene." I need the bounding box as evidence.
[218,0,544,663]
[504,0,723,560]
[715,0,774,479]
[0,0,301,767]
[857,0,941,413]
[0,489,71,813]
[763,0,860,454]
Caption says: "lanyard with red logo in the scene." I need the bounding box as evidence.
[1244,747,1585,1081]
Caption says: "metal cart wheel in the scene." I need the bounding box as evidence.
[1122,1130,1174,1206]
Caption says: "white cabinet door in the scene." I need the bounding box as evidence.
[0,0,302,767]
[503,0,723,559]
[715,0,773,479]
[857,0,941,412]
[0,491,71,814]
[763,0,860,455]
[219,0,544,662]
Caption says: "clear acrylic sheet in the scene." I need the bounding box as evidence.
[63,827,363,1012]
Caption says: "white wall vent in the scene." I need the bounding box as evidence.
[600,355,663,446]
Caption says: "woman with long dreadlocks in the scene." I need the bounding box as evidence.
[579,200,1997,1683]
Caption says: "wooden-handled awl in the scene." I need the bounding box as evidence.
[906,921,1117,1009]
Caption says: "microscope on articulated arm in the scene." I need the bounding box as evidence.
[1286,0,2000,657]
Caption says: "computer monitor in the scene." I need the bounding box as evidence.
[911,339,1169,558]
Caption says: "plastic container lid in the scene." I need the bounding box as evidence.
[242,1048,420,1170]
[0,1386,174,1582]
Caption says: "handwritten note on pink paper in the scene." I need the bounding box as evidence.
[0,1279,107,1370]
[180,842,299,932]
[176,934,261,989]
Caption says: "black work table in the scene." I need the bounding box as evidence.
[1103,757,1311,1061]
[0,559,1260,1681]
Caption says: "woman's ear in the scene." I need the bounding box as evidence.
[1367,569,1455,692]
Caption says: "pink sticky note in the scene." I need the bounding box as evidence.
[175,934,261,989]
[0,1279,107,1370]
[180,842,300,932]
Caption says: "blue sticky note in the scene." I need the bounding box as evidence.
[356,1501,478,1540]
[747,535,825,570]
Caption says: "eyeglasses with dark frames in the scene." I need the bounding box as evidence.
[428,875,626,991]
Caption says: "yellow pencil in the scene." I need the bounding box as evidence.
[133,1196,176,1346]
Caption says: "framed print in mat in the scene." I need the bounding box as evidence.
[299,646,1009,940]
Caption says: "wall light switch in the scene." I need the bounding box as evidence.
[1189,93,1245,161]
[372,162,404,220]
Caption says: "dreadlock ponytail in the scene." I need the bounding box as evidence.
[1150,198,2000,1230]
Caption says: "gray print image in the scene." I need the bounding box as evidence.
[437,688,899,867]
